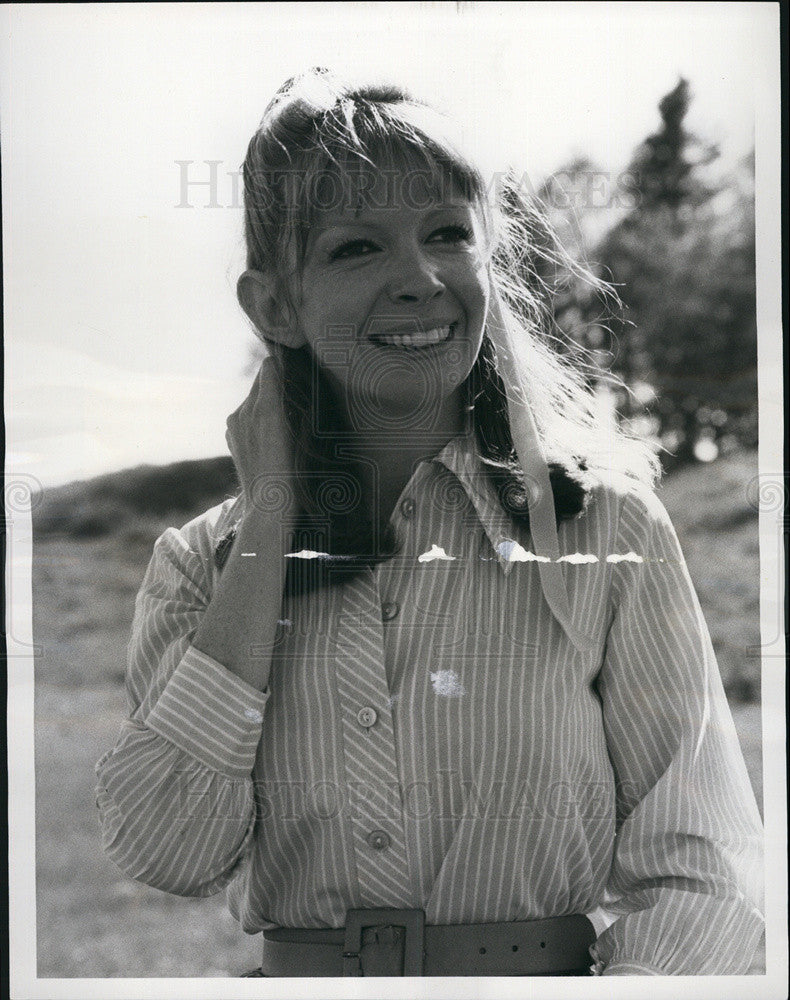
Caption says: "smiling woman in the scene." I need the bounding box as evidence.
[239,169,489,529]
[94,68,764,979]
[229,73,642,573]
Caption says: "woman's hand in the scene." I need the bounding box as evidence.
[225,354,297,524]
[192,353,297,690]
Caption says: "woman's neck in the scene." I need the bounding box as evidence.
[347,387,470,466]
[343,387,473,519]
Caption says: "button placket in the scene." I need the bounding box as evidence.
[333,572,411,906]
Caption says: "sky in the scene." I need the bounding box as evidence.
[1,2,779,488]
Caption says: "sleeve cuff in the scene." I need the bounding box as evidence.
[602,962,665,975]
[143,645,269,778]
[591,890,764,976]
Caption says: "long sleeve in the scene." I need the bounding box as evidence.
[590,486,764,975]
[95,519,269,897]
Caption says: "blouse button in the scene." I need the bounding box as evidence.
[367,830,390,851]
[400,497,415,519]
[382,601,400,621]
[356,706,378,728]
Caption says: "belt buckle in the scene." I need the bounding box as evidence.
[343,908,425,976]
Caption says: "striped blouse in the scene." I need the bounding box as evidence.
[95,433,764,975]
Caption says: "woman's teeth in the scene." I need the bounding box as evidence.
[371,324,454,348]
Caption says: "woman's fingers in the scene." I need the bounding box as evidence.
[225,352,294,504]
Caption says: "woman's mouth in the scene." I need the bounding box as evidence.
[369,322,457,349]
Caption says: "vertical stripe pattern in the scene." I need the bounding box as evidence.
[333,571,413,906]
[95,434,764,974]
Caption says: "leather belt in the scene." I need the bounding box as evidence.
[262,909,596,976]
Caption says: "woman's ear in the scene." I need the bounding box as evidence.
[237,270,307,348]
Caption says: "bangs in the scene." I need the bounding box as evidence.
[285,98,490,261]
[243,74,495,281]
[312,142,480,212]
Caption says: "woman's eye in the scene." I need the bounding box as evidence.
[427,223,475,245]
[329,239,380,261]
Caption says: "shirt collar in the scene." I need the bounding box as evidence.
[431,434,525,577]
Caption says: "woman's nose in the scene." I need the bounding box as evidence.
[385,252,445,304]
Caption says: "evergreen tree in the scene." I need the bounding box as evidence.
[591,78,756,468]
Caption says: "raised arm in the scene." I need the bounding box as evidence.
[96,358,296,896]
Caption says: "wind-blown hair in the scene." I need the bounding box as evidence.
[224,68,660,588]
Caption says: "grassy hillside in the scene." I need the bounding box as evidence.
[652,449,762,701]
[31,449,765,976]
[33,455,239,539]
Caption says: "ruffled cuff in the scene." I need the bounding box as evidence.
[593,958,664,975]
[143,645,269,778]
[590,888,764,975]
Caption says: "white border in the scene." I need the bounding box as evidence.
[753,1,788,994]
[4,2,786,998]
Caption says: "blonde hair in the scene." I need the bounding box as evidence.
[238,69,659,568]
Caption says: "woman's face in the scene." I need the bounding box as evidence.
[292,169,490,431]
